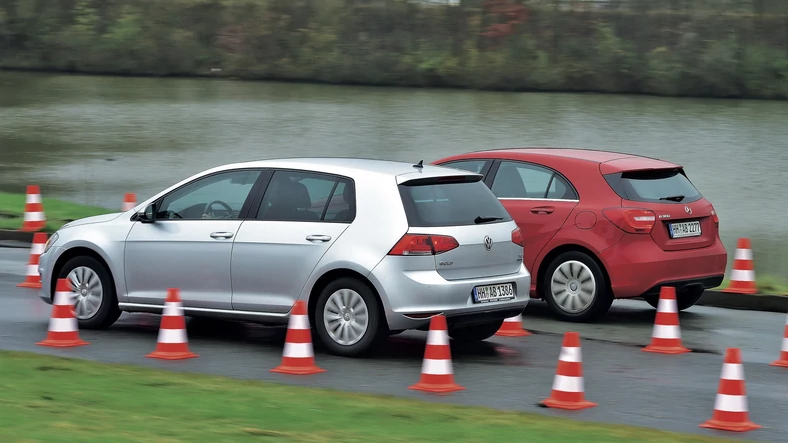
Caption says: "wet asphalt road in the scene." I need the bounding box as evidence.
[1,247,786,442]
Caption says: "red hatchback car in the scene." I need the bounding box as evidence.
[433,148,727,322]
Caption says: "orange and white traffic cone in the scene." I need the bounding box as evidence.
[770,312,788,368]
[540,331,596,410]
[409,315,465,394]
[271,300,325,375]
[37,278,89,348]
[122,193,137,212]
[700,348,761,432]
[20,185,46,232]
[642,286,691,355]
[495,314,531,337]
[147,288,198,360]
[17,232,47,289]
[722,238,757,295]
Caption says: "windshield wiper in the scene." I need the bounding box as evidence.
[474,216,503,224]
[659,195,685,202]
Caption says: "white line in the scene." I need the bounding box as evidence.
[735,249,753,261]
[24,212,45,222]
[283,342,314,358]
[552,375,583,393]
[558,346,581,362]
[26,264,39,276]
[48,317,77,332]
[288,314,310,330]
[657,299,678,313]
[157,328,188,344]
[421,358,453,375]
[162,302,184,317]
[714,394,748,412]
[27,194,42,204]
[652,324,681,340]
[731,269,755,282]
[427,329,449,346]
[720,363,744,381]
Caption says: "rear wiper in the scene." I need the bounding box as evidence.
[474,216,503,224]
[659,195,685,202]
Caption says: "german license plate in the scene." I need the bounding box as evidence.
[473,283,515,303]
[669,220,702,239]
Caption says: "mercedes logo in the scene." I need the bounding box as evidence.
[684,206,692,215]
[483,235,493,251]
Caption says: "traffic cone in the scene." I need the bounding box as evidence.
[540,331,596,410]
[409,315,465,394]
[17,232,47,289]
[271,300,325,375]
[642,286,691,355]
[146,288,198,360]
[700,348,761,432]
[770,312,788,368]
[122,193,137,212]
[20,185,46,232]
[495,314,531,337]
[37,278,89,348]
[722,238,757,295]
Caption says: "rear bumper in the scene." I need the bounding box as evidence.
[599,234,728,299]
[369,258,531,331]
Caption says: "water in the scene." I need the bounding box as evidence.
[1,71,787,278]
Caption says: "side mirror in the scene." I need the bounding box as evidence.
[139,203,157,224]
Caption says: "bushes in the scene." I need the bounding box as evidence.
[0,0,786,99]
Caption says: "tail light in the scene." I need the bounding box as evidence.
[388,234,459,256]
[511,227,524,247]
[711,208,719,228]
[602,208,656,234]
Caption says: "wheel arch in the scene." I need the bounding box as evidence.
[51,247,118,299]
[307,268,387,329]
[536,244,613,299]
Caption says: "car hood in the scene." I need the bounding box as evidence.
[61,212,123,229]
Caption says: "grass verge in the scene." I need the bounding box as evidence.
[0,192,110,232]
[0,351,749,443]
[714,274,788,296]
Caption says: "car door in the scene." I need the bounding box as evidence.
[487,160,579,272]
[124,169,264,309]
[230,169,354,313]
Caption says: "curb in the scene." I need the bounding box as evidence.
[1,229,785,313]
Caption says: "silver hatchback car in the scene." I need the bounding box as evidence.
[38,158,531,356]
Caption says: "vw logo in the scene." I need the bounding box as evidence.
[483,235,493,251]
[685,206,692,215]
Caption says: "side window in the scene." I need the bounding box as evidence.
[441,160,488,175]
[491,161,577,200]
[257,170,355,222]
[323,180,355,222]
[156,170,261,220]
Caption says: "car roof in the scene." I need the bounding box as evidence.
[446,147,681,173]
[204,157,479,183]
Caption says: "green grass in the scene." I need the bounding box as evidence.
[0,351,748,443]
[0,192,110,232]
[713,274,788,296]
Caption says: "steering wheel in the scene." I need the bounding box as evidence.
[203,200,234,219]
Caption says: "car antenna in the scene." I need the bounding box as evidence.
[413,160,423,169]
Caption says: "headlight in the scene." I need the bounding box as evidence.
[43,232,59,254]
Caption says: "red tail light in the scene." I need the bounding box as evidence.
[388,234,459,256]
[711,208,719,228]
[602,208,656,234]
[511,227,524,247]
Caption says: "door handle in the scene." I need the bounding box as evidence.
[530,206,555,214]
[210,232,234,239]
[306,235,332,243]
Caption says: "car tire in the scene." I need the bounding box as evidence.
[643,286,705,311]
[56,255,121,330]
[448,320,503,342]
[541,251,612,322]
[314,277,388,358]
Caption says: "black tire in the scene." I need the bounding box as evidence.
[643,286,705,311]
[313,277,388,357]
[56,255,121,329]
[541,251,612,322]
[448,320,503,342]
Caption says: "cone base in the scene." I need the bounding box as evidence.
[146,350,199,360]
[36,338,89,348]
[700,419,762,432]
[541,397,597,410]
[17,281,42,289]
[770,359,788,368]
[495,329,531,337]
[409,381,466,394]
[271,364,326,375]
[721,288,757,295]
[642,344,691,355]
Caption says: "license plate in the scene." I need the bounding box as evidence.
[669,220,702,239]
[473,283,515,303]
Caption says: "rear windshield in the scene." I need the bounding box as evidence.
[398,177,512,227]
[604,169,702,204]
